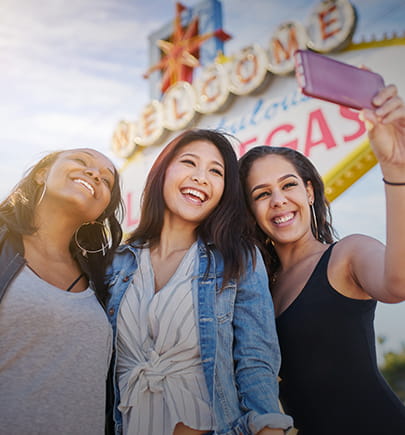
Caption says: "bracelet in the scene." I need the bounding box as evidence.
[382,178,405,186]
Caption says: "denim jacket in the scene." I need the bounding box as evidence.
[105,240,293,434]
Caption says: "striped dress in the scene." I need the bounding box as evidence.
[116,243,213,435]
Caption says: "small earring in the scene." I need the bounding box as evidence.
[310,201,319,240]
[37,183,47,206]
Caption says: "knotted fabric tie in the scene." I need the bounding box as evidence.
[128,349,165,394]
[118,348,198,414]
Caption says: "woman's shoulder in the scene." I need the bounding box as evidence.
[0,224,24,255]
[328,234,383,272]
[332,234,384,257]
[328,234,385,299]
[107,243,139,272]
[115,240,143,253]
[206,241,260,269]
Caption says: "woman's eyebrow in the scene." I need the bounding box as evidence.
[80,151,115,176]
[179,152,224,168]
[250,174,298,195]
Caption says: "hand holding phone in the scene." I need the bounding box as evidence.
[294,49,385,110]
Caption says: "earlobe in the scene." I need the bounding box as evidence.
[34,168,48,185]
[34,169,49,206]
[305,180,314,201]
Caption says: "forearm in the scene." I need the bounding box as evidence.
[362,84,405,300]
[382,163,405,299]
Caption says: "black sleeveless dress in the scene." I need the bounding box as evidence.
[276,243,405,435]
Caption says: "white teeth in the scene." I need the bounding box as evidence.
[181,188,206,202]
[274,213,294,224]
[74,179,94,196]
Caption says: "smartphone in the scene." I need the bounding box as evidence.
[294,49,385,110]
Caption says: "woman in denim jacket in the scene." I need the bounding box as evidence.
[106,129,293,435]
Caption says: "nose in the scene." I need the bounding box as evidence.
[270,189,287,207]
[191,169,208,185]
[85,168,101,183]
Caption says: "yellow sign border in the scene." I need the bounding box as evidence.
[119,37,404,206]
[323,139,377,202]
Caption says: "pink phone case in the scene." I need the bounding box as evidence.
[294,49,385,110]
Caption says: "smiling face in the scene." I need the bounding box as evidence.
[246,154,315,246]
[38,148,116,223]
[162,140,225,229]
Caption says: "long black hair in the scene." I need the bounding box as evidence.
[239,145,337,282]
[0,149,124,305]
[127,129,256,285]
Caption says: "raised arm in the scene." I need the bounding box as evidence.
[352,84,405,302]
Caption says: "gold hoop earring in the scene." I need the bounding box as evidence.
[74,221,111,257]
[37,183,47,205]
[310,201,319,240]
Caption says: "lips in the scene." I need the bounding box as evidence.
[73,178,95,196]
[273,212,294,225]
[180,187,207,203]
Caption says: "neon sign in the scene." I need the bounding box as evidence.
[112,0,357,159]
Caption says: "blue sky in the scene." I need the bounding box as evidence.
[1,0,404,356]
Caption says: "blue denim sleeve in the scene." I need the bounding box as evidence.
[233,248,293,432]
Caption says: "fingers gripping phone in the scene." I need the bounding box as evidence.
[294,49,385,110]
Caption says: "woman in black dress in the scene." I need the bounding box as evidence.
[239,83,405,434]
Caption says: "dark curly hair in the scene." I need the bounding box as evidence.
[0,149,124,305]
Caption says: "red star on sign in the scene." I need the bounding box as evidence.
[143,2,231,94]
